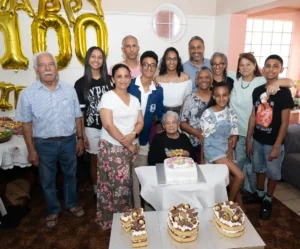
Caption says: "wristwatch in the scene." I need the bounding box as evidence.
[131,131,139,139]
[77,136,84,140]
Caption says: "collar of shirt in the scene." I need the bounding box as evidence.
[187,58,210,69]
[135,75,156,93]
[36,80,62,91]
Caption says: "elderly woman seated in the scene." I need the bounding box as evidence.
[148,111,195,165]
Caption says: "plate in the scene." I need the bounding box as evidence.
[0,130,13,143]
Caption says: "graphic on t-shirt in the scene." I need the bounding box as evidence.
[256,92,273,129]
[86,85,109,127]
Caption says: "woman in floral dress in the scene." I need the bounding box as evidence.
[96,64,144,229]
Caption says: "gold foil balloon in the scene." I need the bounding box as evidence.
[74,13,108,65]
[87,0,104,17]
[0,11,29,70]
[62,0,82,28]
[8,0,35,17]
[31,15,72,70]
[0,82,15,111]
[36,0,61,20]
[14,85,26,108]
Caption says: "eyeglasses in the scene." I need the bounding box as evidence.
[211,63,225,67]
[166,57,178,62]
[142,63,157,69]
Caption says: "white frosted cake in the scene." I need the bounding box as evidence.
[164,157,198,184]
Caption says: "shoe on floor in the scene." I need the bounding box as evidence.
[242,192,264,204]
[68,205,85,218]
[260,199,272,220]
[46,214,58,228]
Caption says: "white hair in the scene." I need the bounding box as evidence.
[162,111,180,124]
[32,51,57,68]
[122,35,139,47]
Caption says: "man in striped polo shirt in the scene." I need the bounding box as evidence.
[16,52,85,228]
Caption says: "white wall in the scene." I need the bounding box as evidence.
[0,10,215,116]
[213,14,231,54]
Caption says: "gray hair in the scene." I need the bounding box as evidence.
[162,111,180,124]
[196,66,213,80]
[122,35,139,47]
[210,52,228,66]
[188,36,205,47]
[32,51,57,68]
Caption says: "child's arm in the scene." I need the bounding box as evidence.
[268,109,290,161]
[246,107,256,158]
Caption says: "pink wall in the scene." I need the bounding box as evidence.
[228,8,300,80]
[227,14,248,71]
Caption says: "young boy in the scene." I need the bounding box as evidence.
[244,54,294,220]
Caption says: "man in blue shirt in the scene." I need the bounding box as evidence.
[128,51,164,207]
[16,52,85,228]
[183,36,211,92]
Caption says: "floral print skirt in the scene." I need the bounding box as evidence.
[95,139,137,230]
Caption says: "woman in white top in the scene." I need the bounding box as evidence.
[229,53,293,195]
[155,47,192,113]
[96,64,144,230]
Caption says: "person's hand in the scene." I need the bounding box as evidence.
[156,123,164,133]
[246,139,253,158]
[76,140,84,156]
[28,149,39,167]
[128,144,138,154]
[226,149,234,161]
[266,84,279,95]
[230,135,238,149]
[183,150,190,157]
[120,133,135,147]
[166,151,173,158]
[268,146,279,161]
[195,130,204,144]
[153,79,161,87]
[83,135,89,149]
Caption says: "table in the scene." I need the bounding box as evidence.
[135,164,230,211]
[109,210,265,249]
[0,135,31,170]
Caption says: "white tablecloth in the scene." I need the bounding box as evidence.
[135,164,230,211]
[0,135,31,170]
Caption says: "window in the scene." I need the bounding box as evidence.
[245,19,293,77]
[152,4,186,43]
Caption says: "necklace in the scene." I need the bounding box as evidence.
[241,80,251,89]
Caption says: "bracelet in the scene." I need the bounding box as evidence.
[77,136,84,140]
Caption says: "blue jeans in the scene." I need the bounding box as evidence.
[252,139,284,180]
[235,136,257,193]
[34,134,78,214]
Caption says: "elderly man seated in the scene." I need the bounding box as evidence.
[148,111,195,165]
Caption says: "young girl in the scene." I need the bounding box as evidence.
[200,83,244,203]
[74,46,114,199]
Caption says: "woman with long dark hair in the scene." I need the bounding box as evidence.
[74,46,114,198]
[155,47,192,113]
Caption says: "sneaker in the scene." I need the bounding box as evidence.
[260,199,272,220]
[242,192,264,204]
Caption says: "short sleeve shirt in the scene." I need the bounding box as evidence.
[252,85,294,145]
[98,91,141,146]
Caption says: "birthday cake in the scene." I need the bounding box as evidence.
[167,203,200,243]
[164,156,197,184]
[213,201,246,238]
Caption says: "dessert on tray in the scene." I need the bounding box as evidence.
[131,215,147,248]
[213,201,246,238]
[120,208,144,232]
[167,203,199,243]
[164,156,198,184]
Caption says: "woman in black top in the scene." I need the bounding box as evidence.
[148,111,195,165]
[74,46,114,197]
[210,52,234,92]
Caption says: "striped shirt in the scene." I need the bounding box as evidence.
[15,81,82,138]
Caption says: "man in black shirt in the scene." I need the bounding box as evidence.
[245,55,294,220]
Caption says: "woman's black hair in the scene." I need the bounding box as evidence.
[111,63,131,78]
[83,46,109,101]
[158,47,183,77]
[206,82,230,109]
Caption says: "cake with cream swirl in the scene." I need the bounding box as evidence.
[167,203,199,243]
[213,201,246,238]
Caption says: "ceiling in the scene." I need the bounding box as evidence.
[280,2,300,10]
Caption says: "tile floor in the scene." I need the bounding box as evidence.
[274,181,300,216]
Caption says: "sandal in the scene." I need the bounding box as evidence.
[68,205,85,218]
[46,214,58,229]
